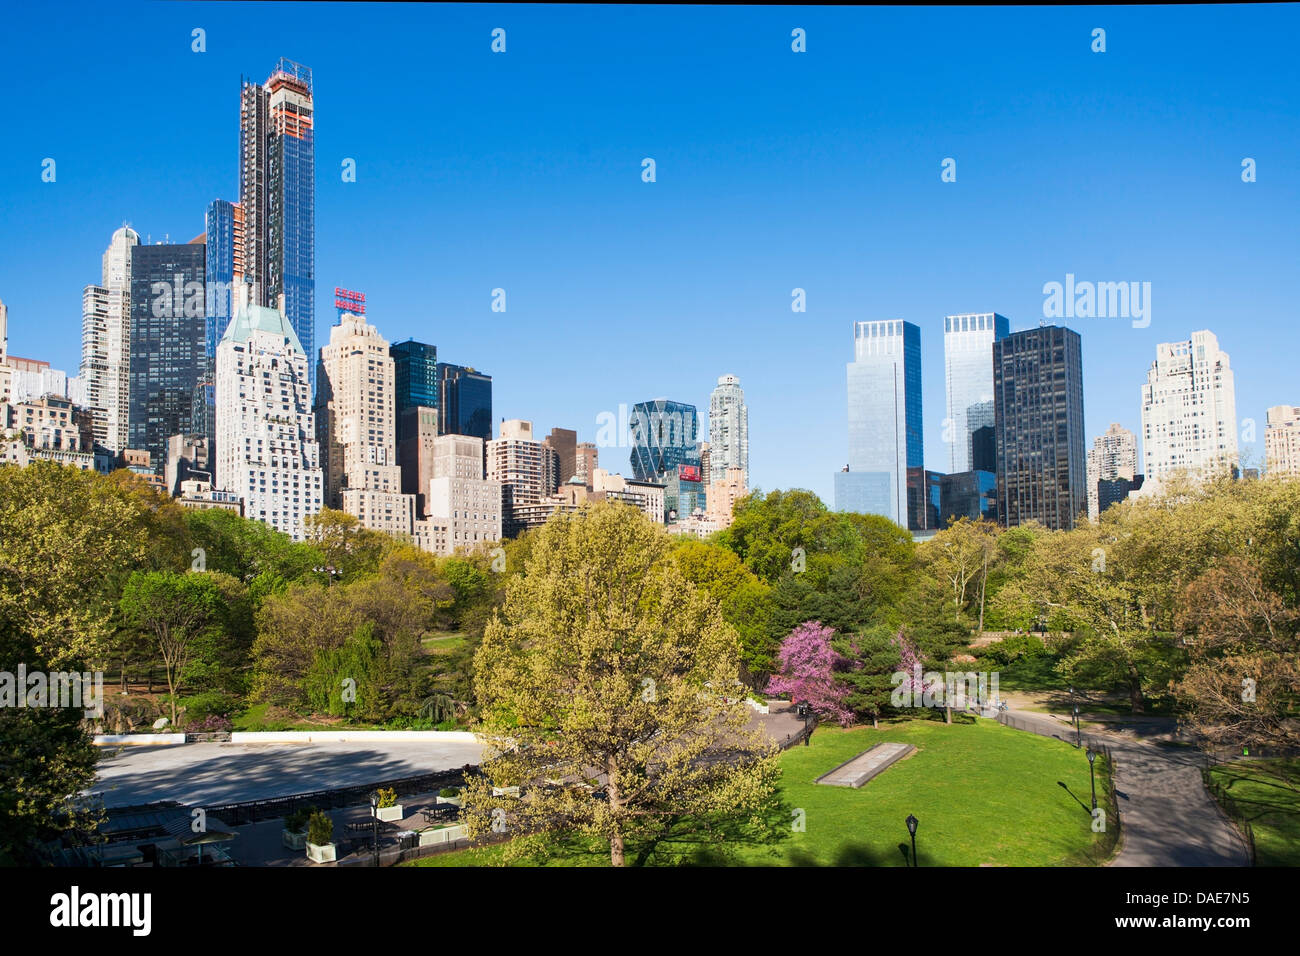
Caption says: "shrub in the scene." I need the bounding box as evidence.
[978,633,1048,667]
[306,810,333,846]
[284,807,312,833]
[438,787,460,799]
[376,787,398,809]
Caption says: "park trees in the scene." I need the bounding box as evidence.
[119,570,226,725]
[765,621,853,726]
[1177,555,1300,755]
[465,502,782,866]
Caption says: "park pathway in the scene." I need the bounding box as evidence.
[1002,708,1251,867]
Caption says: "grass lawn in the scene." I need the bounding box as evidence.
[1207,759,1300,866]
[407,717,1115,867]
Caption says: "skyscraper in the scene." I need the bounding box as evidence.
[629,398,704,520]
[215,301,322,540]
[392,339,439,435]
[543,427,578,484]
[834,320,922,526]
[315,313,414,536]
[1265,405,1300,479]
[709,374,749,482]
[240,59,315,391]
[437,363,492,440]
[81,226,139,451]
[944,312,1009,474]
[1140,330,1238,486]
[127,240,207,473]
[1085,423,1138,520]
[993,325,1086,530]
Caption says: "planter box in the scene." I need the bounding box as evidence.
[492,786,520,798]
[418,824,468,847]
[306,842,336,864]
[436,795,462,807]
[375,804,404,823]
[282,829,308,850]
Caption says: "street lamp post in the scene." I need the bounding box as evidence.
[369,790,380,866]
[1073,704,1082,749]
[905,814,919,867]
[1087,749,1098,810]
[313,565,341,586]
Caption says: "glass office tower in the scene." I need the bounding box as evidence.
[437,363,493,440]
[993,325,1086,530]
[127,242,207,474]
[944,312,1009,474]
[629,399,703,520]
[392,339,439,440]
[835,320,922,526]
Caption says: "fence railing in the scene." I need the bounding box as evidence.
[1201,762,1259,865]
[185,767,478,827]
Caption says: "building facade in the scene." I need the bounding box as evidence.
[127,241,207,474]
[1265,405,1300,479]
[437,363,492,440]
[708,374,749,482]
[419,434,502,554]
[215,303,322,540]
[836,320,922,526]
[241,59,316,391]
[944,313,1009,475]
[939,470,997,526]
[315,313,414,536]
[1140,330,1238,486]
[993,325,1086,530]
[81,226,139,452]
[488,419,559,537]
[1085,423,1138,520]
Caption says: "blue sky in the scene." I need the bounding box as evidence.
[1,3,1297,503]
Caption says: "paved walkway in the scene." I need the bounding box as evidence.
[1001,708,1250,867]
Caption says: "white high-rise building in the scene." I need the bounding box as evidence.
[80,227,138,451]
[943,313,1009,474]
[1265,405,1300,479]
[1140,330,1238,486]
[215,302,322,540]
[708,374,749,483]
[315,313,414,536]
[417,434,502,555]
[488,419,558,537]
[1085,423,1138,520]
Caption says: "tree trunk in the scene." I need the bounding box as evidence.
[944,704,952,725]
[1128,665,1144,715]
[607,757,626,867]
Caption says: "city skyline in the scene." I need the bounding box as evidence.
[2,4,1297,504]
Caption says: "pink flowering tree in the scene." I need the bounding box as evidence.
[765,621,854,726]
[892,629,925,705]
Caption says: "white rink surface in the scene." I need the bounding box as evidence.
[93,739,485,807]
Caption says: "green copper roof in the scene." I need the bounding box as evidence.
[220,304,305,355]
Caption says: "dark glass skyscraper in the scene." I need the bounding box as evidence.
[392,340,439,433]
[128,241,207,474]
[241,58,315,391]
[993,325,1086,530]
[437,363,492,440]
